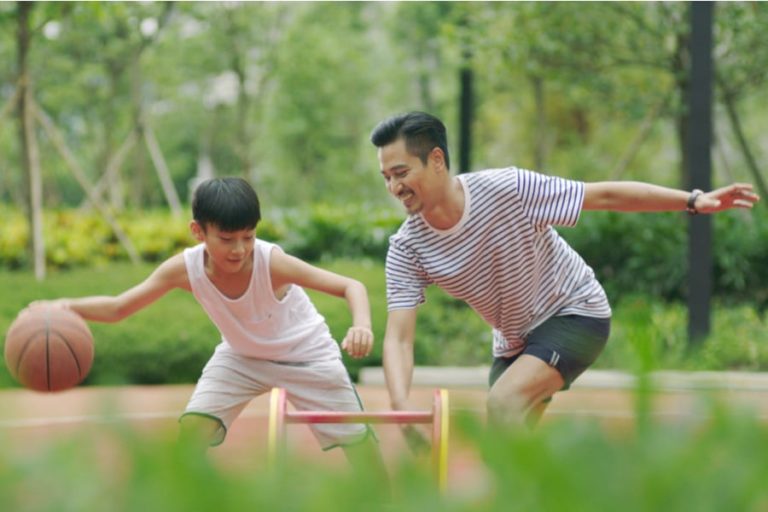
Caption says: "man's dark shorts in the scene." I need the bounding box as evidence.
[489,315,611,391]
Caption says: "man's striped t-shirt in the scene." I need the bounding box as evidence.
[385,167,611,358]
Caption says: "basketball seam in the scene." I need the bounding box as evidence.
[45,309,51,391]
[56,331,84,380]
[12,334,38,379]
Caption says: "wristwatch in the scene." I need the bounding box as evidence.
[686,189,703,215]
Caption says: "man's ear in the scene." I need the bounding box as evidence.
[429,147,447,172]
[190,221,205,241]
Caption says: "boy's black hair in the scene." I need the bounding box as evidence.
[369,111,450,170]
[192,177,261,231]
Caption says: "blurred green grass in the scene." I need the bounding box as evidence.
[1,398,767,511]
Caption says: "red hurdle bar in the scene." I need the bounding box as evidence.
[285,411,434,424]
[268,387,449,491]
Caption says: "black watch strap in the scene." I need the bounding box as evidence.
[686,189,703,215]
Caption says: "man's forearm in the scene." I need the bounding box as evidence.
[382,337,415,409]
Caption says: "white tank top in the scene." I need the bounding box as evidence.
[183,240,341,362]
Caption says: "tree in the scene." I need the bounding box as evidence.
[714,2,768,200]
[15,1,44,279]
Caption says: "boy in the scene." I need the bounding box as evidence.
[33,177,384,469]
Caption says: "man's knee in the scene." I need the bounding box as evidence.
[486,359,562,426]
[487,384,530,425]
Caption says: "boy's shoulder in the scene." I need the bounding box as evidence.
[150,252,191,290]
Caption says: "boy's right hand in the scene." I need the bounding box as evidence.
[28,299,71,310]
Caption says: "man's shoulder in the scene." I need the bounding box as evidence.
[387,215,427,255]
[462,167,521,190]
[466,166,520,179]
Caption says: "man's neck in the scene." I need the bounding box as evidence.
[422,176,465,230]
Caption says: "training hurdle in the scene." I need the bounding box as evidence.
[268,388,450,490]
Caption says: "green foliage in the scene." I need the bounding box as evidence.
[2,259,768,390]
[464,406,768,511]
[3,205,767,311]
[279,203,402,262]
[1,402,768,511]
[560,209,768,308]
[0,207,28,268]
[0,204,404,270]
[4,2,767,211]
[0,207,195,269]
[596,296,768,373]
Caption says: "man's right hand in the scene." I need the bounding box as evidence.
[401,424,430,455]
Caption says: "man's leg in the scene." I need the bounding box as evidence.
[486,354,564,427]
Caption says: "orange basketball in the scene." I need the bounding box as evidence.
[3,305,94,392]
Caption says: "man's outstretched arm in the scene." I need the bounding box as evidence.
[583,181,759,213]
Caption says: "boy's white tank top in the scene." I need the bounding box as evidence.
[183,241,341,362]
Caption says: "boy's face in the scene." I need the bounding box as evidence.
[190,221,255,274]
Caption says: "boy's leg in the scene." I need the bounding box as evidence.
[178,414,225,450]
[180,349,271,448]
[341,433,389,485]
[279,359,373,449]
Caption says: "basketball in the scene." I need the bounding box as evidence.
[3,305,94,392]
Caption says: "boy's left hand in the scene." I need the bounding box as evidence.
[341,326,373,359]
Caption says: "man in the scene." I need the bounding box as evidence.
[370,111,759,431]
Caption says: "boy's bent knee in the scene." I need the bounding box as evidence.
[178,413,226,447]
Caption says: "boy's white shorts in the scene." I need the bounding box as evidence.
[181,349,371,449]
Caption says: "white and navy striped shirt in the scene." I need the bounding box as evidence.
[386,167,611,358]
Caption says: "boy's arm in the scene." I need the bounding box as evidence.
[32,254,190,323]
[269,247,372,359]
[583,181,759,213]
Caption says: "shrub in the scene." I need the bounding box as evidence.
[561,209,768,308]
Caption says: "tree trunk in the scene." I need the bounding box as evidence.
[610,95,669,179]
[531,75,546,170]
[130,55,149,207]
[233,60,251,177]
[16,1,45,280]
[144,124,182,216]
[34,102,141,265]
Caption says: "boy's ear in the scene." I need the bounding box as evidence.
[190,221,205,241]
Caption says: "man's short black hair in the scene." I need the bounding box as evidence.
[192,177,261,231]
[370,111,450,170]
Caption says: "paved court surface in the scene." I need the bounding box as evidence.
[1,369,767,490]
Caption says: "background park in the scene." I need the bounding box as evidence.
[1,2,767,511]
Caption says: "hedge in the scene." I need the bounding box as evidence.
[1,204,765,308]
